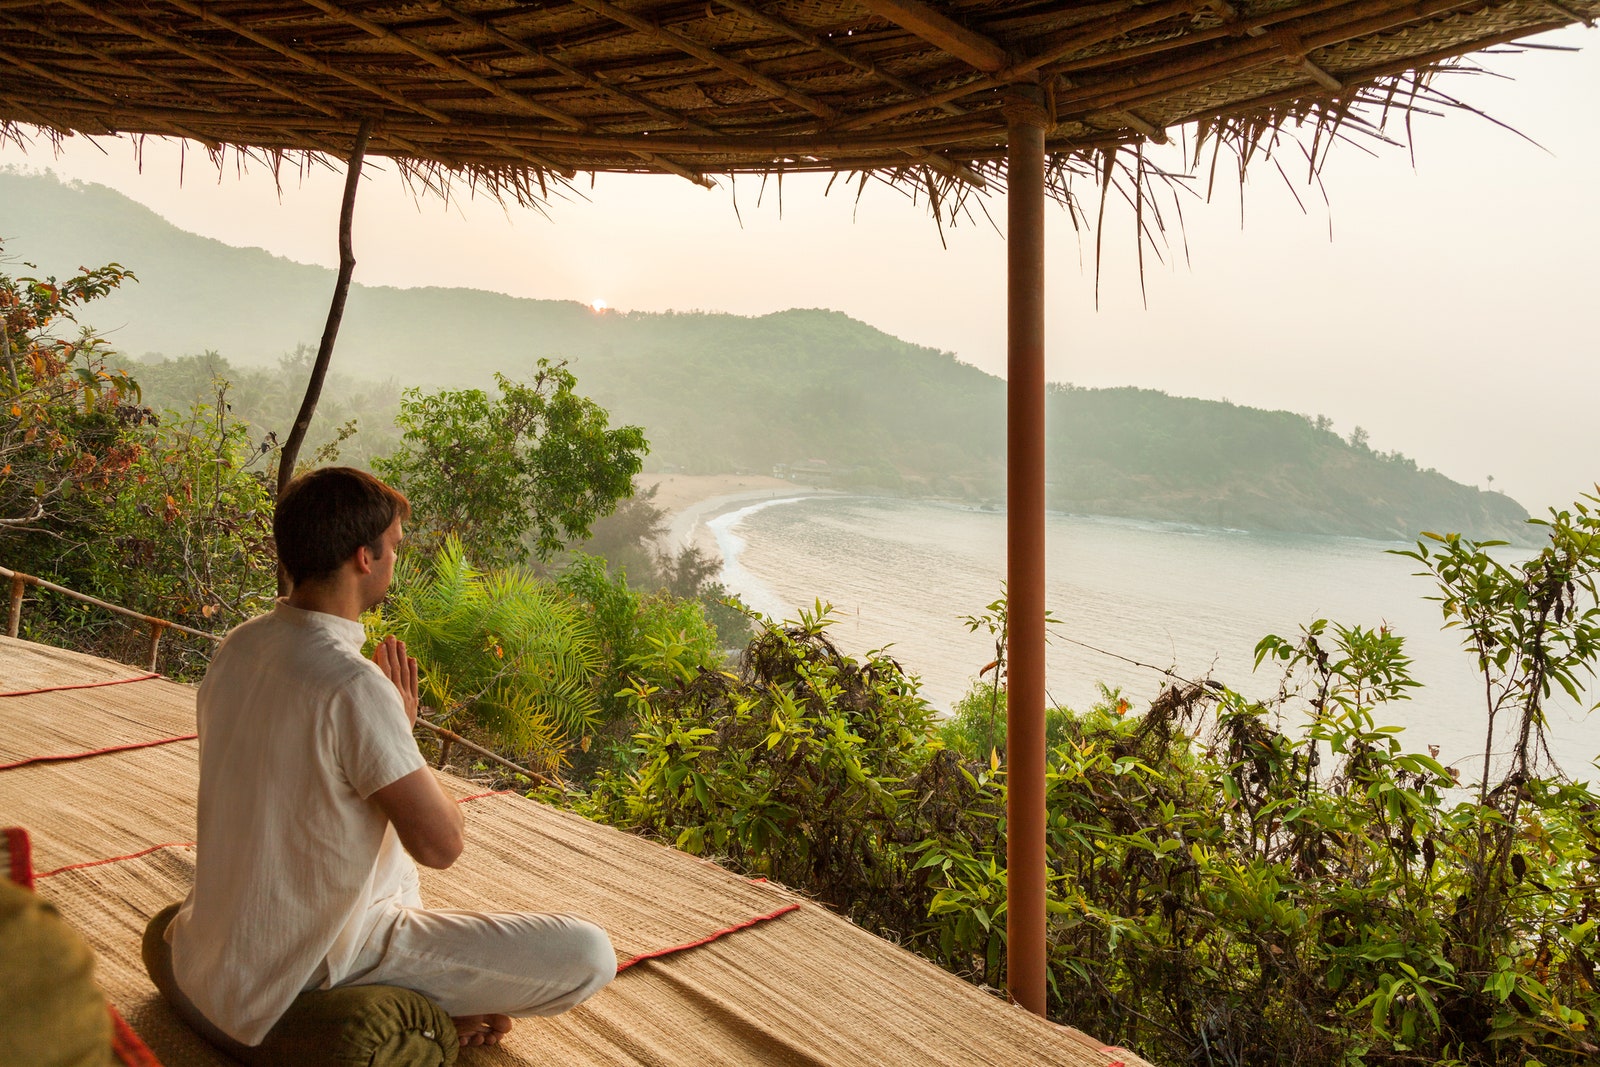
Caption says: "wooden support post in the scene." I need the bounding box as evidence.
[276,119,373,507]
[437,737,454,769]
[1004,89,1049,1018]
[147,620,167,672]
[7,574,24,637]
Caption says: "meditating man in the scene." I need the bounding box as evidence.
[166,466,615,1049]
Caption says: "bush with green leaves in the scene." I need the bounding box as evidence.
[556,553,723,776]
[569,603,1013,952]
[937,677,1093,762]
[561,481,754,649]
[81,379,277,674]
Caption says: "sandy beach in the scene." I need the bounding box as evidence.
[639,473,833,563]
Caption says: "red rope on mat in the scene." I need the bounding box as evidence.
[0,672,161,698]
[615,903,802,973]
[36,841,193,880]
[455,789,515,803]
[109,1004,164,1067]
[0,733,197,772]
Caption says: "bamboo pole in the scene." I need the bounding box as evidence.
[1004,89,1048,1019]
[420,720,552,788]
[146,620,167,672]
[276,119,372,505]
[711,0,967,117]
[7,574,23,638]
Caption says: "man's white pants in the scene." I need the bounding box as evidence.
[337,906,617,1018]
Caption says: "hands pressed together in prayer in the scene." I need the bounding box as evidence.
[371,635,421,727]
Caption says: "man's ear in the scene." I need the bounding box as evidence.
[352,543,375,575]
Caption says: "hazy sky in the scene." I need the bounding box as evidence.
[2,27,1595,512]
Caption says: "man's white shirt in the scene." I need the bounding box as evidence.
[167,601,426,1044]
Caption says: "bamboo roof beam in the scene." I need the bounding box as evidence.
[467,141,575,180]
[566,0,980,185]
[567,0,837,121]
[439,5,717,136]
[1052,0,1353,76]
[1543,0,1594,23]
[298,0,590,131]
[0,92,1005,155]
[1087,109,1169,143]
[711,0,968,118]
[436,4,711,186]
[55,0,344,120]
[624,150,712,185]
[1298,56,1345,91]
[1050,0,1478,116]
[832,0,1204,132]
[0,12,223,107]
[853,0,1010,73]
[1186,18,1576,127]
[159,0,453,125]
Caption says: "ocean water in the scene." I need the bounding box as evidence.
[709,495,1600,779]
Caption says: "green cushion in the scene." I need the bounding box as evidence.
[0,879,113,1067]
[143,904,457,1067]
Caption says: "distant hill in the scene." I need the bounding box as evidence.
[1,169,1531,543]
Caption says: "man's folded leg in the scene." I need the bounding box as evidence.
[341,907,617,1019]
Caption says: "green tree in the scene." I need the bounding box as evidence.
[375,361,647,567]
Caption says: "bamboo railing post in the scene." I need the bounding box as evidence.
[276,118,373,513]
[1003,88,1049,1019]
[7,574,25,637]
[146,620,168,672]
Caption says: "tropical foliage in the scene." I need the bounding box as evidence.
[372,538,604,775]
[565,501,1600,1067]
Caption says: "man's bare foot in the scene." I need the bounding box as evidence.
[453,1014,514,1047]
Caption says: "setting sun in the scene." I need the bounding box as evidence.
[590,297,607,312]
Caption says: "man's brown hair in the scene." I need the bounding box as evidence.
[274,467,411,585]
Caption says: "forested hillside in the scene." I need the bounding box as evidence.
[3,170,1529,541]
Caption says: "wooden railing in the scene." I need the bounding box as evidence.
[0,564,549,786]
[4,564,213,671]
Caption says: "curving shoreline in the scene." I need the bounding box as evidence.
[639,474,834,565]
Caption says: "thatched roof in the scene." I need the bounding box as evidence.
[3,0,1596,203]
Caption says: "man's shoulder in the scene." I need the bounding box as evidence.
[209,610,376,694]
